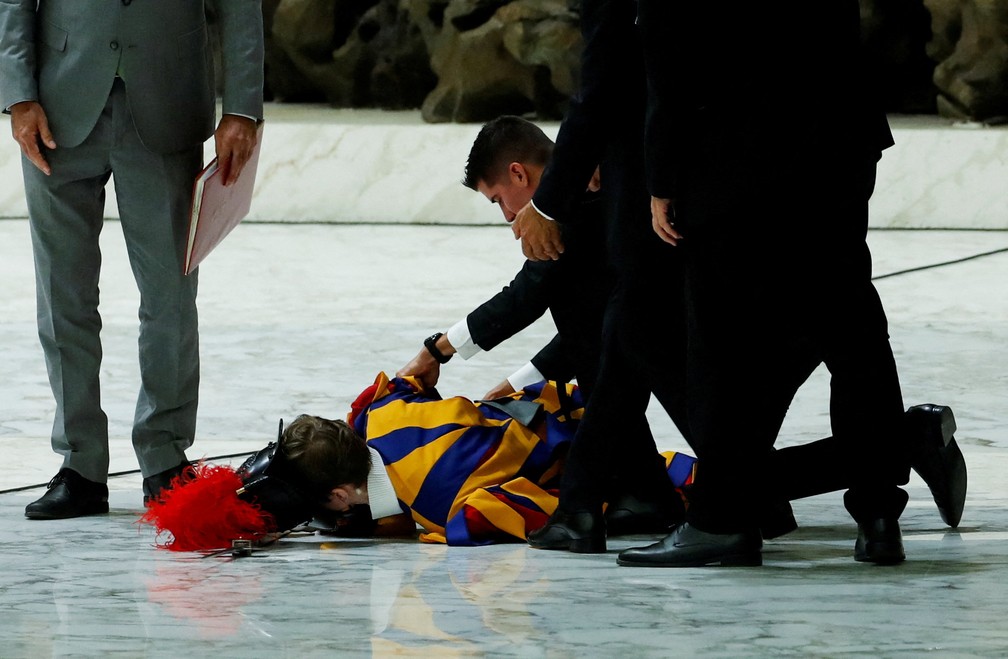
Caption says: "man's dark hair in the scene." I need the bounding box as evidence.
[462,115,554,190]
[281,415,371,495]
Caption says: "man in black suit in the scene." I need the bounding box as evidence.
[515,0,822,552]
[397,116,609,400]
[512,0,966,562]
[398,116,681,534]
[616,0,920,566]
[511,0,705,552]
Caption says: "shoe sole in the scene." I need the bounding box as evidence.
[932,405,957,446]
[25,503,110,520]
[617,552,762,568]
[911,405,967,528]
[935,445,967,529]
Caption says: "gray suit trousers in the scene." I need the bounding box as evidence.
[23,79,202,482]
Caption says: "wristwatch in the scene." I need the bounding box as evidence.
[423,332,452,364]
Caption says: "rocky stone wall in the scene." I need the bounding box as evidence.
[256,0,1008,124]
[925,0,1008,122]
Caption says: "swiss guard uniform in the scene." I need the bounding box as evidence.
[349,372,697,546]
[141,372,698,551]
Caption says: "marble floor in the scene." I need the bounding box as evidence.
[0,219,1006,656]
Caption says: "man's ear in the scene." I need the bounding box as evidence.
[328,485,352,511]
[508,162,530,186]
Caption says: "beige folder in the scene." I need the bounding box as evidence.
[183,121,265,275]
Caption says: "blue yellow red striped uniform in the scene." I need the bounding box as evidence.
[349,372,697,546]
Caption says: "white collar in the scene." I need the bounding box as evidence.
[366,446,402,519]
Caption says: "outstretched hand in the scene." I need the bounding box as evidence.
[484,379,516,400]
[397,349,441,389]
[214,114,258,186]
[10,101,56,176]
[511,202,564,261]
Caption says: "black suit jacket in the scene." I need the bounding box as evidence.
[636,0,894,224]
[465,193,610,391]
[531,0,672,284]
[533,0,642,226]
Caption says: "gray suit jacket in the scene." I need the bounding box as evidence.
[0,0,264,153]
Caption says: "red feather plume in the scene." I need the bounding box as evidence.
[139,462,276,552]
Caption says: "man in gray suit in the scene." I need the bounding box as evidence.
[0,0,265,519]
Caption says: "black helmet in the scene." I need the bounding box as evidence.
[235,420,326,532]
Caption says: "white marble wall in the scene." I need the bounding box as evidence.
[0,106,1004,228]
[874,116,1008,229]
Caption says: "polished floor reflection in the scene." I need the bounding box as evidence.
[1,221,1006,656]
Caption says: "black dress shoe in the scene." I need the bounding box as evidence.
[25,469,109,520]
[617,523,762,567]
[907,404,967,528]
[528,510,606,553]
[142,461,193,506]
[605,493,684,536]
[854,517,905,564]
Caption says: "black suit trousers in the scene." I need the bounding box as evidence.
[681,158,910,531]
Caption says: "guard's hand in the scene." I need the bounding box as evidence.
[214,114,258,186]
[651,196,683,246]
[397,349,441,389]
[511,203,564,261]
[484,379,516,400]
[10,101,55,175]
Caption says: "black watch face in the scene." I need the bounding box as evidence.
[424,333,449,363]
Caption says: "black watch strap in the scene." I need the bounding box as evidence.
[424,332,452,364]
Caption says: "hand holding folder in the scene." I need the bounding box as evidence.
[184,121,265,275]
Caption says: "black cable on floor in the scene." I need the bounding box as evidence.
[872,245,1008,281]
[0,450,257,495]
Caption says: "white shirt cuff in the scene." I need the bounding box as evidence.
[447,318,483,360]
[224,112,259,122]
[507,362,545,392]
[530,199,558,223]
[366,447,404,520]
